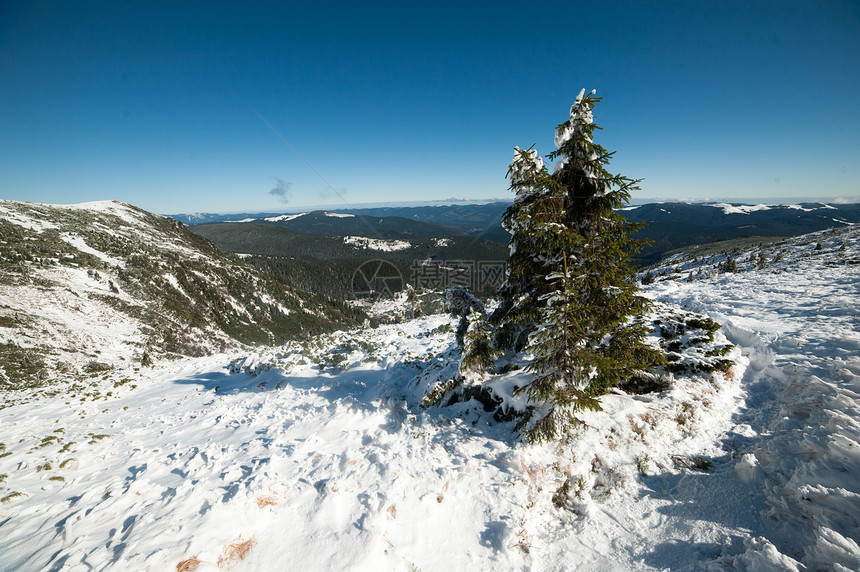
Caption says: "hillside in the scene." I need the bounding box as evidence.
[0,200,364,388]
[1,210,857,569]
[627,202,860,264]
[191,222,509,298]
[192,222,506,261]
[639,222,860,570]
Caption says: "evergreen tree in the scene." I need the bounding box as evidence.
[460,307,502,379]
[494,89,663,442]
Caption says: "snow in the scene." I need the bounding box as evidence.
[59,232,125,267]
[554,88,594,150]
[53,200,147,227]
[162,273,191,301]
[262,213,306,222]
[507,147,544,199]
[0,265,144,369]
[324,212,355,218]
[786,204,836,212]
[343,236,411,251]
[2,215,859,570]
[711,203,773,215]
[0,201,59,232]
[644,223,860,569]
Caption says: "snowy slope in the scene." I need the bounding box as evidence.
[0,312,748,571]
[0,200,363,388]
[1,219,858,571]
[645,224,860,570]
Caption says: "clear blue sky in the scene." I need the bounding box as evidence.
[2,1,858,214]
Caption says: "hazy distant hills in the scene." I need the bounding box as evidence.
[259,211,460,239]
[180,201,860,285]
[171,203,510,235]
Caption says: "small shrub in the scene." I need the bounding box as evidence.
[433,323,453,334]
[692,457,712,471]
[573,476,587,499]
[217,537,256,568]
[552,478,571,509]
[636,453,653,476]
[675,401,694,426]
[719,256,737,273]
[421,378,460,408]
[1,492,24,503]
[59,458,78,470]
[176,557,202,572]
[83,361,112,374]
[256,496,278,508]
[685,316,720,334]
[672,454,712,472]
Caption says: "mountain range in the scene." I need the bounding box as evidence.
[180,201,860,284]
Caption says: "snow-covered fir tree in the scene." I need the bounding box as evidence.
[522,254,602,441]
[494,89,664,442]
[460,307,502,380]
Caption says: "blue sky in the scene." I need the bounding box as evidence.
[1,1,858,214]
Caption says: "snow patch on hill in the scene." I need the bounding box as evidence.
[263,213,306,222]
[343,236,411,251]
[713,202,772,215]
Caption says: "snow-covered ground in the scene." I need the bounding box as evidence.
[645,225,860,570]
[1,224,858,571]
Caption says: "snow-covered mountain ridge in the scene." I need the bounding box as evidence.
[0,199,363,389]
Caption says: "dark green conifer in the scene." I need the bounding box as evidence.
[494,89,663,442]
[461,308,502,379]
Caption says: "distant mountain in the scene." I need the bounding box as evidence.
[0,200,365,388]
[168,211,276,225]
[177,200,860,270]
[191,222,506,260]
[254,210,460,239]
[625,202,860,264]
[173,204,512,239]
[331,202,511,235]
[166,200,511,227]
